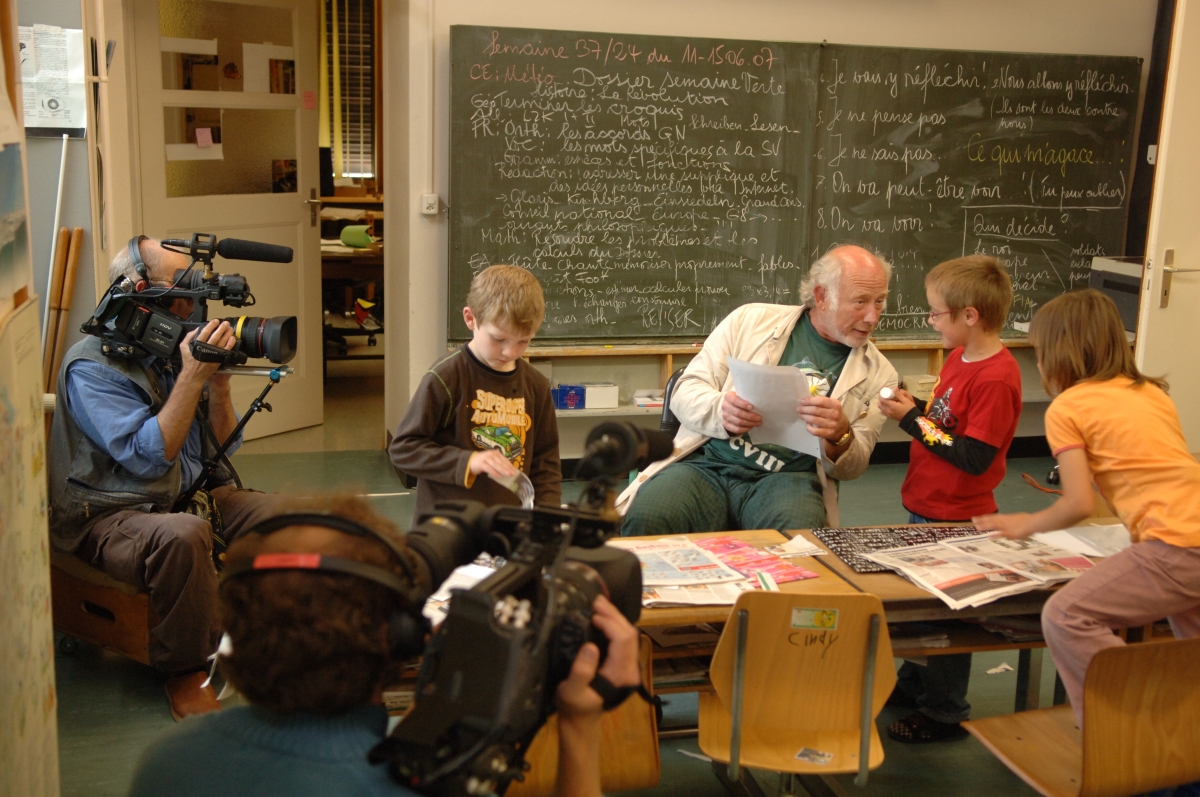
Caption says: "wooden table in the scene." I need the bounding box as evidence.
[790,528,1058,711]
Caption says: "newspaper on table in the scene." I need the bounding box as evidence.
[1033,523,1131,559]
[863,542,1043,610]
[764,535,827,558]
[936,533,1093,583]
[607,536,745,586]
[694,535,818,583]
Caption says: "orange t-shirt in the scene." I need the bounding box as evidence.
[1045,377,1200,547]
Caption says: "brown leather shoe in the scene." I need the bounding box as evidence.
[165,671,222,721]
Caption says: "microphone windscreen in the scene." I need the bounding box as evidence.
[215,238,294,263]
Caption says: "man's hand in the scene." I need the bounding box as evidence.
[878,388,918,421]
[557,596,642,719]
[178,320,236,386]
[972,511,1036,539]
[798,394,848,441]
[721,390,762,436]
[468,450,519,481]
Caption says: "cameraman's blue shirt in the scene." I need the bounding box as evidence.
[64,357,241,487]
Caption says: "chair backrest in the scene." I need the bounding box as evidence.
[709,590,896,732]
[660,368,685,435]
[1080,636,1200,797]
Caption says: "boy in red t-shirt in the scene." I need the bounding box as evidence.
[878,255,1023,743]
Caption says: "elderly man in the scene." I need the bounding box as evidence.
[48,236,281,720]
[618,245,898,534]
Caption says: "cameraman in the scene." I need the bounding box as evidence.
[48,236,282,720]
[127,495,643,797]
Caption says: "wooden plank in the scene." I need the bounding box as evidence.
[872,338,1034,350]
[524,343,702,357]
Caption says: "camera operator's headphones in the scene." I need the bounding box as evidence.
[125,235,152,292]
[219,513,432,660]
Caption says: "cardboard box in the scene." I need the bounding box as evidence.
[903,374,938,402]
[582,382,619,409]
[551,385,585,410]
[633,388,665,408]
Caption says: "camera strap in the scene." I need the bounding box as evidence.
[588,674,654,712]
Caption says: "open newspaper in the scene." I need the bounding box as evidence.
[864,534,1094,610]
[607,537,746,586]
[641,581,755,608]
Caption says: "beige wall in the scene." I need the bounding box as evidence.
[382,0,1160,433]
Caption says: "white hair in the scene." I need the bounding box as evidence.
[799,246,892,311]
[108,237,161,286]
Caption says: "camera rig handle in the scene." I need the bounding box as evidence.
[170,368,288,513]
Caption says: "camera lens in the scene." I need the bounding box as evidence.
[223,316,297,364]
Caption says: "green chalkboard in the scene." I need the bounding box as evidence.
[449,26,1140,341]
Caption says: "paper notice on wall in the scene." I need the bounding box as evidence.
[18,25,88,134]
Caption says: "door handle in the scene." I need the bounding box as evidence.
[304,199,321,205]
[1159,249,1196,308]
[307,189,320,227]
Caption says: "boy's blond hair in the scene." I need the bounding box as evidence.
[925,255,1012,332]
[466,265,545,334]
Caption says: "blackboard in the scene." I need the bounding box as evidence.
[449,25,1140,341]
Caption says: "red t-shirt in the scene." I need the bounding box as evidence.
[901,347,1022,520]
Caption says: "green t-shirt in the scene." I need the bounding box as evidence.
[702,312,851,475]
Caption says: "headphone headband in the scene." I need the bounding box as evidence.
[223,513,424,600]
[220,552,415,596]
[127,235,149,280]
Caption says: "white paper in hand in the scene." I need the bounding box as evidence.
[726,357,823,458]
[493,470,535,508]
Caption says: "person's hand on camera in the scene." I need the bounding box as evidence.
[179,320,235,385]
[556,596,641,720]
[878,387,917,421]
[468,450,519,482]
[721,390,762,436]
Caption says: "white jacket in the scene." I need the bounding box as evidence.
[616,303,898,527]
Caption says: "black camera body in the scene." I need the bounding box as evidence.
[373,501,641,797]
[82,233,297,366]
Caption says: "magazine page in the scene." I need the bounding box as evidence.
[608,537,746,586]
[863,543,1042,610]
[693,535,818,584]
[1033,523,1131,558]
[937,534,1093,583]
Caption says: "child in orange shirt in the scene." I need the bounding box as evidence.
[974,289,1200,727]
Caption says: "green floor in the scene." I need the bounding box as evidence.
[55,453,1061,797]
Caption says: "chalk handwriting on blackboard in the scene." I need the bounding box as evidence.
[450,27,1140,341]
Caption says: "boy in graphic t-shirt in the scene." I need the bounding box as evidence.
[878,255,1023,744]
[389,265,561,522]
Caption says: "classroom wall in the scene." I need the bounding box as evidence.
[383,0,1160,434]
[18,0,98,356]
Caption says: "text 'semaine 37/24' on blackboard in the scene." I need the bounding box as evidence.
[449,26,1141,342]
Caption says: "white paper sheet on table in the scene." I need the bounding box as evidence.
[726,357,822,458]
[1033,524,1131,558]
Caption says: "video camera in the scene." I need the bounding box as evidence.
[370,422,675,797]
[82,233,298,367]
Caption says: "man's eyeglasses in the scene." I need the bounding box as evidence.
[927,308,955,321]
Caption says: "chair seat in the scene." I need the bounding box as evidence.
[697,692,885,775]
[963,705,1082,797]
[50,549,143,596]
[50,549,155,666]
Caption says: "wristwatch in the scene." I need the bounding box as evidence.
[834,427,853,447]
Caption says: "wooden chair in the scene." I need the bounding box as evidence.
[506,635,660,797]
[698,589,896,793]
[964,636,1200,797]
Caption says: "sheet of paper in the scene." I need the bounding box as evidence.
[726,357,822,457]
[421,563,496,624]
[1033,524,1130,558]
[194,127,213,147]
[766,536,827,557]
[18,25,88,131]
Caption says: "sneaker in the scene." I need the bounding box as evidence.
[165,671,222,721]
[886,711,968,744]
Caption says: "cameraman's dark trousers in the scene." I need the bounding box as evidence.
[74,486,283,673]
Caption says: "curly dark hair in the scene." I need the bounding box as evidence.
[218,494,418,715]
